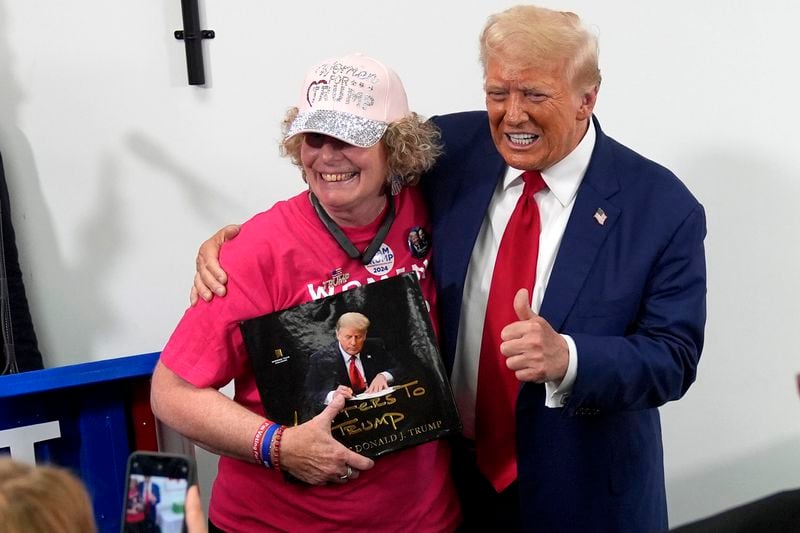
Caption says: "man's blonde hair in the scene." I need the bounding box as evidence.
[336,312,370,332]
[479,5,601,92]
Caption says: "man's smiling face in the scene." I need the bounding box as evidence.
[484,56,597,171]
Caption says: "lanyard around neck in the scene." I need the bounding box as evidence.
[309,192,396,265]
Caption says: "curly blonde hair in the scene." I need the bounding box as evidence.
[279,108,442,188]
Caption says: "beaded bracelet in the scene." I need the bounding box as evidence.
[271,425,286,471]
[251,420,272,465]
[260,422,280,469]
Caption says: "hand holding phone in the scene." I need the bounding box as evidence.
[122,451,197,533]
[184,485,208,533]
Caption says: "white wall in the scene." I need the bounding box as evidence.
[1,0,798,527]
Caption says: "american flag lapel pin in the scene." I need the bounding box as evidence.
[593,208,607,226]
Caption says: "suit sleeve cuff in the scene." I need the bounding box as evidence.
[545,334,578,408]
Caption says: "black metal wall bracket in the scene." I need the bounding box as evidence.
[174,30,216,40]
[174,0,215,85]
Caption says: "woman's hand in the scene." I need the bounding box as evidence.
[279,393,374,485]
[333,385,354,400]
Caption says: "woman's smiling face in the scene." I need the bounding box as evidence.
[301,132,389,227]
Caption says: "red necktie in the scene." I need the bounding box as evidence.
[475,170,546,492]
[348,355,367,393]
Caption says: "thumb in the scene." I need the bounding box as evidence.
[314,394,375,471]
[315,392,345,425]
[513,288,536,321]
[184,485,207,533]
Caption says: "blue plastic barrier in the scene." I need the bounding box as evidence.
[0,352,160,532]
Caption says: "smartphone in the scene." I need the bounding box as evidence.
[121,451,197,533]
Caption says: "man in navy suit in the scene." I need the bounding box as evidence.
[420,6,706,532]
[304,312,400,417]
[191,5,706,531]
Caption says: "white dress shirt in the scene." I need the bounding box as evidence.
[451,122,596,439]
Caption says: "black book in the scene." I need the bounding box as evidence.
[240,273,460,459]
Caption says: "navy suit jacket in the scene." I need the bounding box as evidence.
[304,338,399,416]
[421,111,707,533]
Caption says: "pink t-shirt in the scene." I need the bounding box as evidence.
[160,187,459,532]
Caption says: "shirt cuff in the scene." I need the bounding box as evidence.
[545,334,577,408]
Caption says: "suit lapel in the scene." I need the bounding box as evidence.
[436,128,506,370]
[442,135,506,285]
[361,352,374,382]
[540,119,621,331]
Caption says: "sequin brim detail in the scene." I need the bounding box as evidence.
[286,110,388,148]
